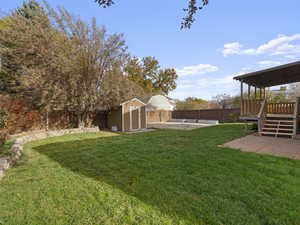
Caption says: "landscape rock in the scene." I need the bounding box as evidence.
[0,127,100,180]
[0,158,10,170]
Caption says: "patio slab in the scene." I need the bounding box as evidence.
[222,134,300,160]
[147,122,214,130]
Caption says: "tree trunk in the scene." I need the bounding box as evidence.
[46,111,49,131]
[77,112,87,128]
[77,113,84,128]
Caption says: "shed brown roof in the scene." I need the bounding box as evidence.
[233,61,300,88]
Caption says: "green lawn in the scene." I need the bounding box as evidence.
[0,124,300,225]
[0,137,16,157]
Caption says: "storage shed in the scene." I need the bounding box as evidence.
[107,98,147,132]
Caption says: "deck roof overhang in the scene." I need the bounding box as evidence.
[233,61,300,88]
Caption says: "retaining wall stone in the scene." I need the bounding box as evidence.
[0,127,99,180]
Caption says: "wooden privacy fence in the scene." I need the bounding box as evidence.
[147,110,172,123]
[267,102,295,114]
[172,108,240,123]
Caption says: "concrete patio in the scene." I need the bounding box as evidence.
[147,122,215,130]
[222,134,300,160]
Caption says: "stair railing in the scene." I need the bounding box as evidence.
[258,99,267,134]
[293,97,300,138]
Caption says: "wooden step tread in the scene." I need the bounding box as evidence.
[264,124,293,127]
[260,132,293,136]
[267,114,294,118]
[265,120,293,123]
[262,128,293,131]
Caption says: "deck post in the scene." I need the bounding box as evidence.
[240,82,244,101]
[259,88,262,99]
[254,87,257,99]
[241,82,244,115]
[293,97,300,138]
[248,85,251,99]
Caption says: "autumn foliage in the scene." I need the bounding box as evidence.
[0,95,42,134]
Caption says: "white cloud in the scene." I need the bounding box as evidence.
[234,66,255,76]
[170,74,239,100]
[257,60,282,67]
[285,55,297,59]
[176,64,218,76]
[223,34,300,57]
[222,42,243,56]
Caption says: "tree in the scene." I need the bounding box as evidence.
[94,0,209,29]
[0,19,7,29]
[1,2,140,127]
[14,0,47,20]
[176,97,209,110]
[287,84,300,101]
[44,5,134,126]
[100,67,146,109]
[125,57,153,94]
[212,94,233,109]
[154,68,178,95]
[0,0,50,95]
[125,56,178,95]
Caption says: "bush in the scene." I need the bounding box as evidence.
[251,123,258,131]
[0,95,42,134]
[228,112,240,122]
[0,109,9,129]
[0,129,9,146]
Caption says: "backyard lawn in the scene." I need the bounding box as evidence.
[0,124,300,225]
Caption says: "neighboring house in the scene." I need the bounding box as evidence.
[143,95,175,111]
[142,95,175,123]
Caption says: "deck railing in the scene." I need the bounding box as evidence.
[241,99,264,116]
[267,102,295,114]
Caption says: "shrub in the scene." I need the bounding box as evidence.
[0,129,9,146]
[251,123,258,131]
[228,112,240,123]
[0,109,9,129]
[0,95,42,134]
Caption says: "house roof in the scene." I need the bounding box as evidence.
[233,61,300,88]
[120,98,146,106]
[145,95,175,111]
[140,96,152,104]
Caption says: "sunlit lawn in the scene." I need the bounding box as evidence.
[0,124,300,225]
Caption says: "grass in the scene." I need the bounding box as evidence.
[0,137,16,157]
[0,124,300,225]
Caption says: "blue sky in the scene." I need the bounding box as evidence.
[2,0,300,100]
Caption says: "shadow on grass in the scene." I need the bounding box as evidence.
[32,125,300,225]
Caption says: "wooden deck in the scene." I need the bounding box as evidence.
[240,98,300,138]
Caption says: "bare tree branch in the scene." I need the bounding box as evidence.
[94,0,209,29]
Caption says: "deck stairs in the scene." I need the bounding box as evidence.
[260,115,295,138]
